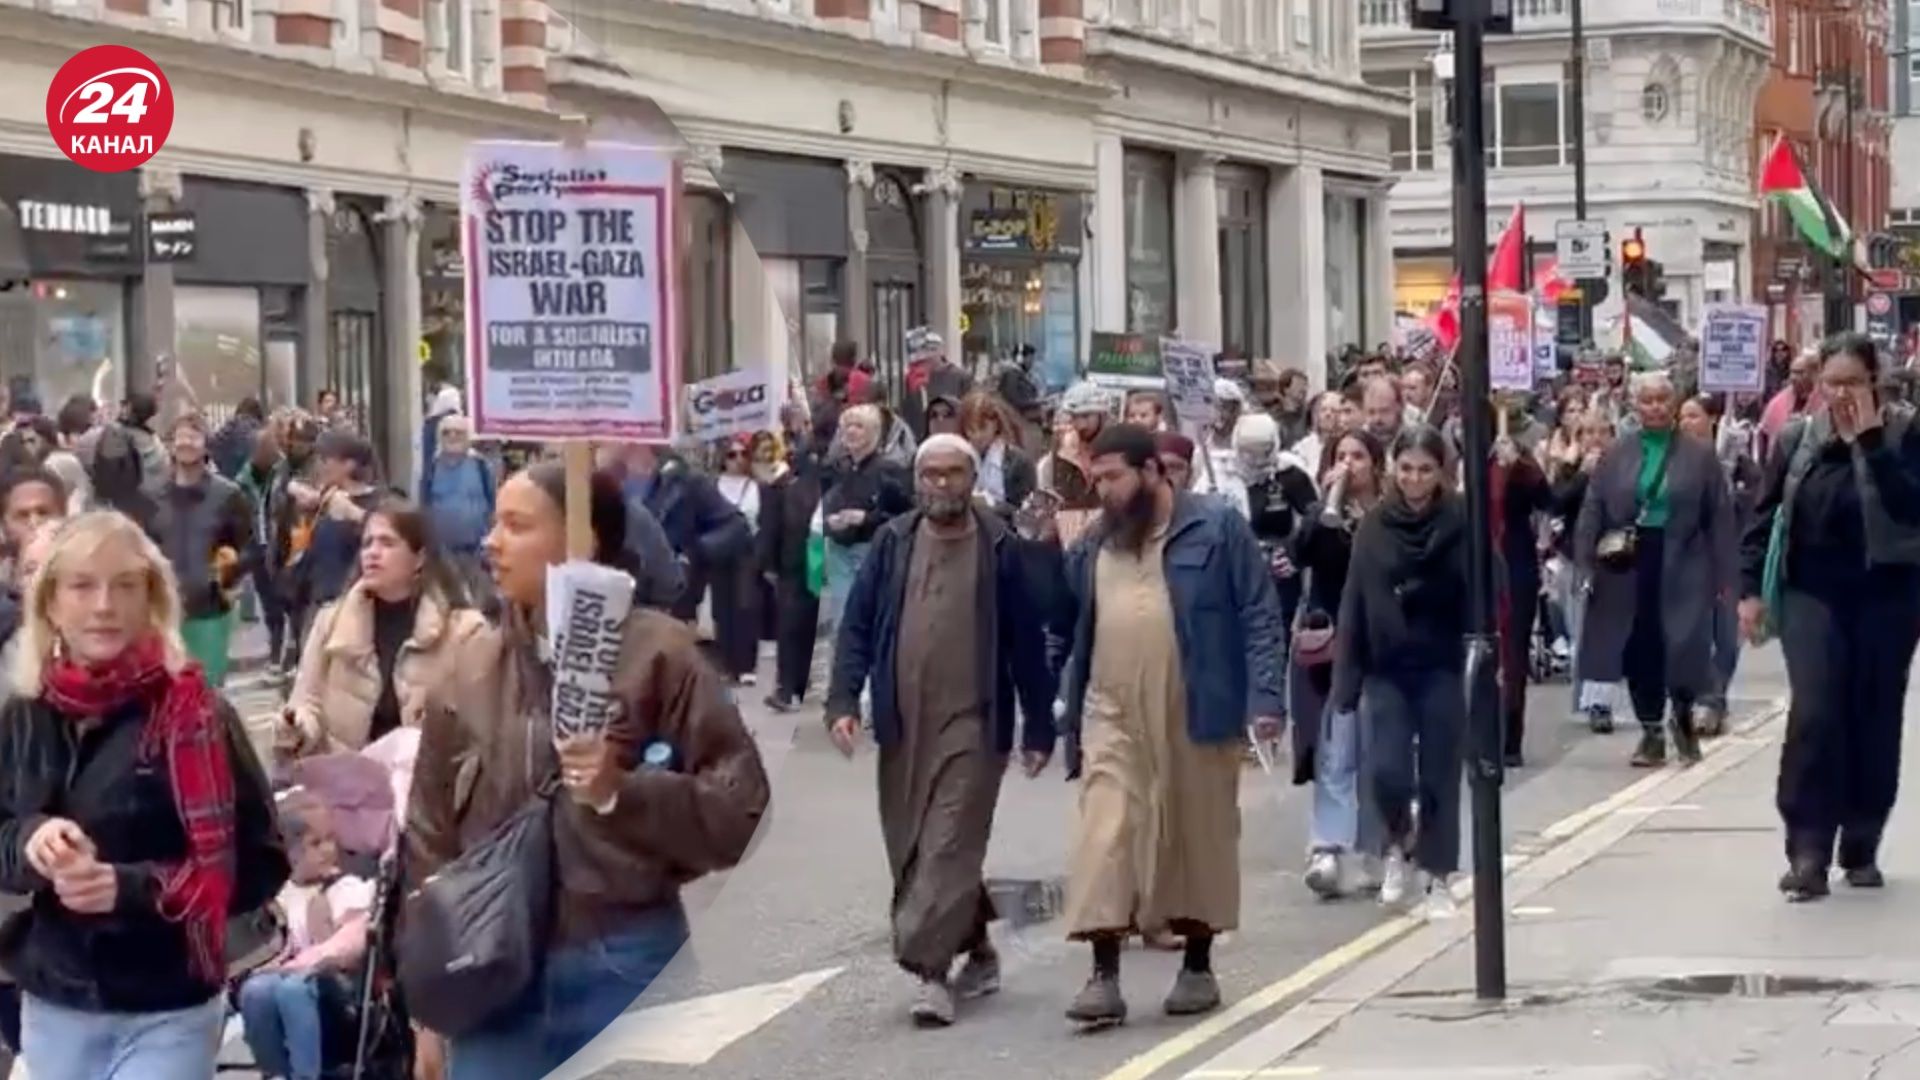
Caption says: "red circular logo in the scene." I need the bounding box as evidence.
[45,45,174,173]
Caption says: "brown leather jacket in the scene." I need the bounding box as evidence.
[404,607,770,945]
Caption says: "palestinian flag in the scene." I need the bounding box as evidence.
[1758,132,1854,262]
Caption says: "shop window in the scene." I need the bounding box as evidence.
[1123,148,1177,338]
[962,260,1077,394]
[174,285,264,429]
[682,192,732,385]
[1216,165,1268,361]
[26,280,125,412]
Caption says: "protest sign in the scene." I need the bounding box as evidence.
[1489,291,1533,392]
[462,140,679,442]
[684,367,775,442]
[1087,332,1164,389]
[546,561,636,741]
[1159,338,1217,431]
[1698,303,1768,394]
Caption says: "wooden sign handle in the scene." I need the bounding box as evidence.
[565,442,593,561]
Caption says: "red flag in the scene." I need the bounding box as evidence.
[1426,205,1527,353]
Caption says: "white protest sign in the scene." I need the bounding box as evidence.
[684,367,775,442]
[545,561,636,741]
[1158,338,1218,432]
[463,141,679,442]
[1698,303,1768,394]
[1489,291,1533,392]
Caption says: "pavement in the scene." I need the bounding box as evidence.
[550,645,1793,1080]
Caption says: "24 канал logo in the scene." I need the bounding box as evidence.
[46,45,174,173]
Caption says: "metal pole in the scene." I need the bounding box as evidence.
[1841,66,1856,331]
[1569,0,1593,344]
[1449,0,1508,1002]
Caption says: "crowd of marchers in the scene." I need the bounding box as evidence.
[0,320,1907,1079]
[803,330,1920,1030]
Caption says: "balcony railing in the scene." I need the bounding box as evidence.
[1360,0,1768,41]
[1359,0,1568,33]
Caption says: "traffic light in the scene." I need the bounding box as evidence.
[1622,229,1649,297]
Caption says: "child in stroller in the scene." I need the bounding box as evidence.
[229,729,418,1080]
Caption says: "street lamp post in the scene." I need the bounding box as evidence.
[1421,0,1508,1002]
[1569,0,1594,344]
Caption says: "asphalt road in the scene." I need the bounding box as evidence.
[589,645,1790,1080]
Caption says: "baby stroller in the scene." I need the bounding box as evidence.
[226,731,419,1080]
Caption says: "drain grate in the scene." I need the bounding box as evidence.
[1635,973,1875,1000]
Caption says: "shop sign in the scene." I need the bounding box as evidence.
[145,211,195,261]
[462,140,680,442]
[1087,332,1163,389]
[963,187,1081,257]
[18,199,114,235]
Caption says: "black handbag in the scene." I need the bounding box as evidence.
[1596,446,1673,572]
[397,782,556,1037]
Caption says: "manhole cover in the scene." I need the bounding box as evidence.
[1637,974,1874,1000]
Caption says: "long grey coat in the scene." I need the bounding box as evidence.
[1574,432,1736,697]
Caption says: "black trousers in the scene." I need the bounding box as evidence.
[1623,528,1690,731]
[1500,575,1541,757]
[1361,668,1467,877]
[710,557,760,679]
[773,575,820,701]
[1777,575,1920,869]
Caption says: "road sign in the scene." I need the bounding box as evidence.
[1554,219,1608,279]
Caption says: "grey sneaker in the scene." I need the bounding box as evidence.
[1163,969,1222,1016]
[910,979,956,1027]
[1066,974,1128,1026]
[951,950,1001,1001]
[1304,851,1342,899]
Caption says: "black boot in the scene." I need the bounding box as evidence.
[1629,728,1667,768]
[1840,826,1885,888]
[1779,860,1831,901]
[1669,706,1703,766]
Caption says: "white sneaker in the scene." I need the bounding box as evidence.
[1421,879,1459,921]
[1351,854,1385,894]
[741,673,758,687]
[1379,850,1414,907]
[1304,851,1342,898]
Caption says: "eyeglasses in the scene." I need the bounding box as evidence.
[725,450,747,460]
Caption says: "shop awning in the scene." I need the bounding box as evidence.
[0,202,27,286]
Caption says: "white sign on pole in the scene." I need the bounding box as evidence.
[462,140,680,442]
[545,561,635,741]
[1490,294,1534,392]
[1158,338,1218,432]
[1554,219,1609,280]
[683,367,776,442]
[1698,303,1769,394]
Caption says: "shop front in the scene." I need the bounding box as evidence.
[420,201,465,392]
[722,150,850,390]
[0,154,143,410]
[960,182,1084,394]
[173,177,311,423]
[1122,148,1177,339]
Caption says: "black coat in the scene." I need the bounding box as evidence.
[0,696,286,1013]
[758,468,821,581]
[1330,494,1471,711]
[820,453,914,547]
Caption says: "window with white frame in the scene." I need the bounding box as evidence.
[984,0,1010,48]
[1483,64,1574,169]
[1787,9,1801,76]
[1364,69,1435,172]
[444,0,473,78]
[212,0,246,32]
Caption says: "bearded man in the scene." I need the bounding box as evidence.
[826,433,1060,1027]
[1056,423,1286,1026]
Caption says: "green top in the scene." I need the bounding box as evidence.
[1636,428,1673,529]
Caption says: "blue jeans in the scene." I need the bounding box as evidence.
[1311,706,1362,852]
[448,906,689,1080]
[238,970,325,1080]
[21,993,224,1080]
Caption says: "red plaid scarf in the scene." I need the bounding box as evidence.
[44,634,234,984]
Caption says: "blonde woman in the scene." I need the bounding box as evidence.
[0,510,286,1079]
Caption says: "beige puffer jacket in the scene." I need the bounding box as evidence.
[286,582,487,754]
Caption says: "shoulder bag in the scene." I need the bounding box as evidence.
[1595,446,1673,573]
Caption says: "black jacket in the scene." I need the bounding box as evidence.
[149,473,255,620]
[827,508,1059,755]
[758,468,821,581]
[1330,493,1470,711]
[820,453,914,547]
[0,696,286,1013]
[638,455,751,568]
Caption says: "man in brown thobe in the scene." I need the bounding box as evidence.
[826,434,1060,1027]
[1057,423,1287,1027]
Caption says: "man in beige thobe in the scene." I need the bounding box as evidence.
[826,435,1060,1027]
[1056,423,1287,1026]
